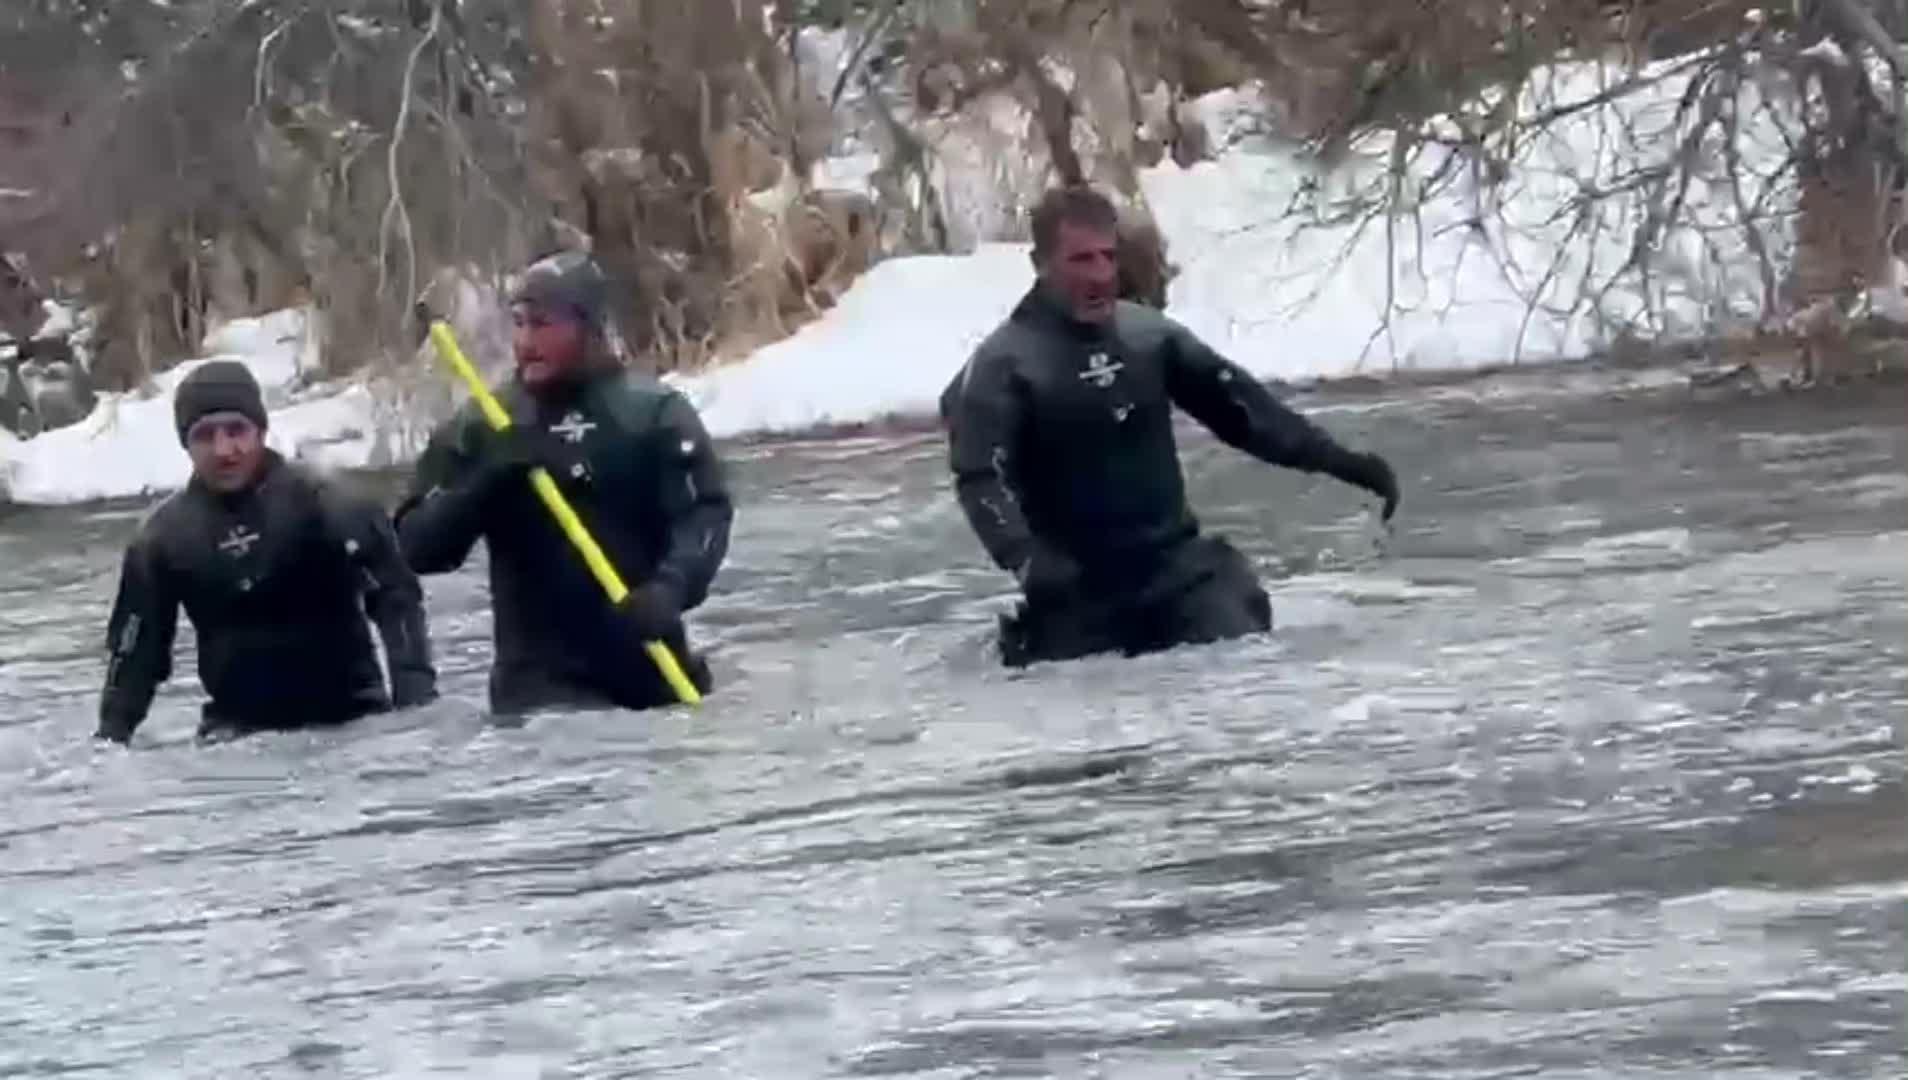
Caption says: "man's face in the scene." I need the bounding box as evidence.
[185,412,265,493]
[512,301,588,389]
[1038,218,1121,324]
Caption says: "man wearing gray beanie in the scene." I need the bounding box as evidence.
[394,250,733,716]
[96,359,440,745]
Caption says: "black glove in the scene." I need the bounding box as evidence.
[95,697,139,745]
[1327,449,1400,522]
[390,672,439,710]
[479,425,571,488]
[1015,543,1082,604]
[616,580,684,642]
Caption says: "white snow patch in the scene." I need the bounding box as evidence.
[811,152,882,197]
[677,55,1799,436]
[1145,54,1796,379]
[668,244,1034,437]
[36,301,78,340]
[0,55,1827,500]
[1797,38,1850,66]
[1186,83,1279,152]
[0,308,391,505]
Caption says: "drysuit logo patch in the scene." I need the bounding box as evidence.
[218,525,260,558]
[1079,352,1123,389]
[550,411,597,444]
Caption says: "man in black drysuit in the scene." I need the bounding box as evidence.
[939,185,1402,668]
[394,252,733,715]
[96,361,440,744]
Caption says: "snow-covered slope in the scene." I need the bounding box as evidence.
[670,55,1801,434]
[0,55,1815,505]
[0,309,386,505]
[667,244,1035,436]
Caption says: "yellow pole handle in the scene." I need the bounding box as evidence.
[421,317,703,707]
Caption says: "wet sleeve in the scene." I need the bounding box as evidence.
[942,349,1037,573]
[1163,320,1347,472]
[648,391,733,610]
[335,495,439,706]
[97,534,180,743]
[392,418,489,574]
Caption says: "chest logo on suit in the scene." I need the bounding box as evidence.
[218,525,261,559]
[1079,352,1124,389]
[551,411,597,444]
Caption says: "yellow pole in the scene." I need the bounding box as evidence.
[418,310,703,707]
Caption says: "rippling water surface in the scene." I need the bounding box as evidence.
[2,376,1903,1078]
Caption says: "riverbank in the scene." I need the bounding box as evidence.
[8,47,1902,507]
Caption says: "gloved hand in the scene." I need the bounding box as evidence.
[390,672,439,710]
[1015,543,1082,604]
[1329,449,1400,522]
[95,699,138,745]
[479,425,570,488]
[616,580,685,642]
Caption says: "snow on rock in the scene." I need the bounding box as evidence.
[668,244,1034,438]
[0,307,389,506]
[36,300,79,341]
[1186,82,1281,153]
[196,306,321,388]
[810,151,882,197]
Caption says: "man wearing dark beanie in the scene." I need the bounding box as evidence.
[395,250,733,716]
[96,359,441,745]
[173,360,270,449]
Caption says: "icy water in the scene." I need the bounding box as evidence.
[0,376,1903,1078]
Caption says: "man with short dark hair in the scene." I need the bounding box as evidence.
[940,184,1401,667]
[97,360,440,744]
[394,251,732,716]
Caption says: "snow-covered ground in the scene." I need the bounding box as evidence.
[672,53,1801,435]
[0,53,1826,505]
[0,310,390,505]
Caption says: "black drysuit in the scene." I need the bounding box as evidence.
[940,286,1387,667]
[97,452,438,743]
[394,366,732,715]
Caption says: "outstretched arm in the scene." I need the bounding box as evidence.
[648,391,733,611]
[1162,321,1342,469]
[1163,320,1400,516]
[941,351,1039,574]
[97,537,180,744]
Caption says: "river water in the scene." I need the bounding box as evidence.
[1,374,1902,1078]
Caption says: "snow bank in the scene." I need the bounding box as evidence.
[1146,56,1798,378]
[0,54,1826,500]
[0,308,390,506]
[0,267,516,506]
[668,244,1034,436]
[673,52,1804,435]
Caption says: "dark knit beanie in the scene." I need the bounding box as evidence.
[173,360,268,445]
[512,250,609,334]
